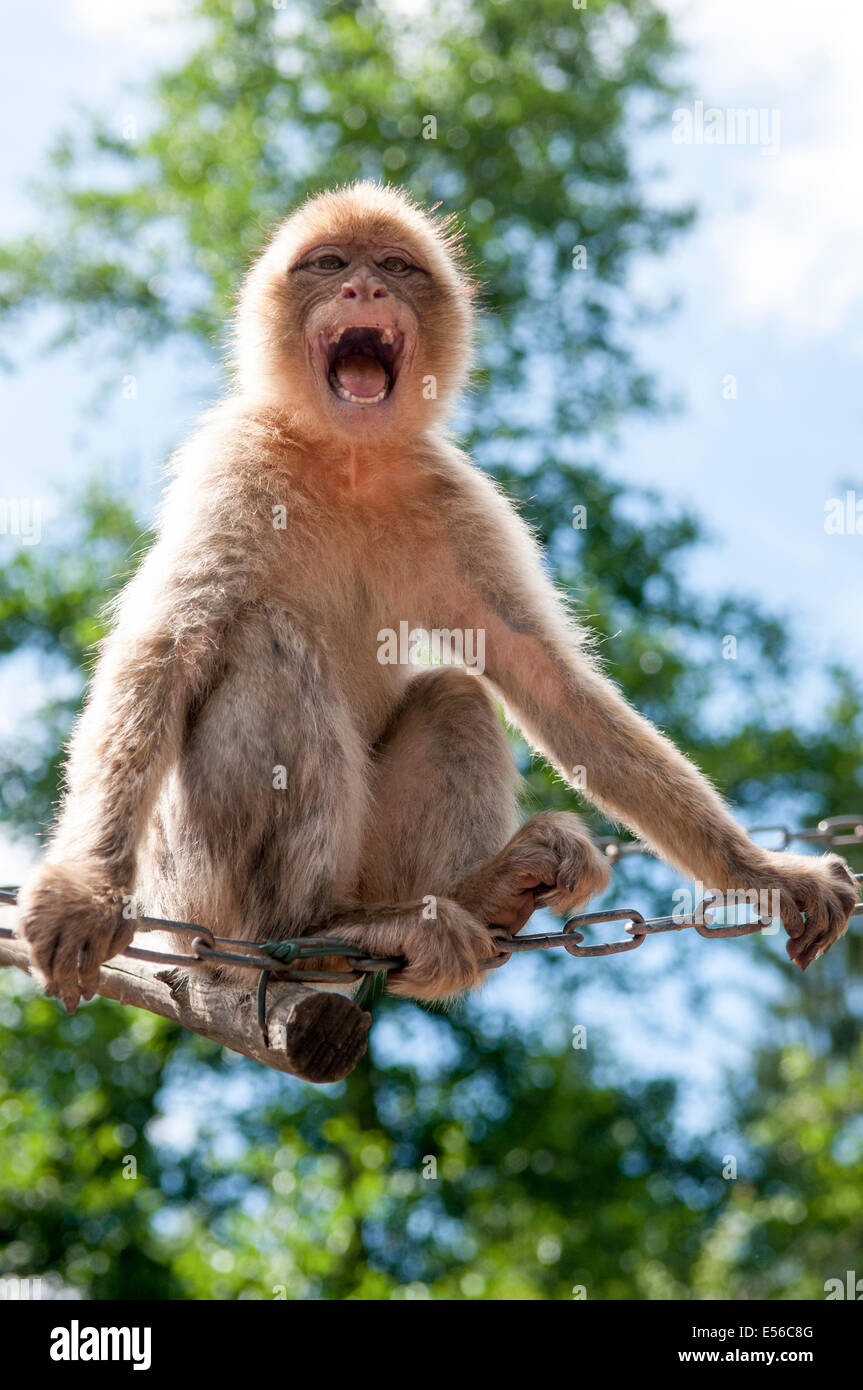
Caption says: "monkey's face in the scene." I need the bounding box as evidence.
[293,241,421,432]
[234,185,476,439]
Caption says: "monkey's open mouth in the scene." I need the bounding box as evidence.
[322,326,404,406]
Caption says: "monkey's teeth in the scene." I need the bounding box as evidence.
[331,380,390,405]
[327,326,397,345]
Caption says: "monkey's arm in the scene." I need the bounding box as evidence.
[18,455,263,1009]
[440,464,858,968]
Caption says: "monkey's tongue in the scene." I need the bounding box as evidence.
[332,353,389,400]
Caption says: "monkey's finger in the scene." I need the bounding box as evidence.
[792,940,821,971]
[532,882,560,909]
[779,892,806,943]
[788,904,835,971]
[540,859,603,914]
[789,894,830,959]
[795,894,850,970]
[48,932,88,1012]
[515,892,543,932]
[30,929,65,996]
[792,927,831,971]
[786,927,815,968]
[108,919,136,959]
[515,867,556,894]
[553,857,579,892]
[556,842,610,898]
[77,936,112,1001]
[558,862,593,899]
[490,890,544,934]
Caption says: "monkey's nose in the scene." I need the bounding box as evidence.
[340,277,388,301]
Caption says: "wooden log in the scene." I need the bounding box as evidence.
[0,907,370,1083]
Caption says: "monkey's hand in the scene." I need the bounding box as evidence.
[17,862,136,1012]
[307,900,498,1000]
[725,851,858,970]
[455,811,612,934]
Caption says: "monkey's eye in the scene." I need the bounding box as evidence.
[310,254,347,271]
[379,255,411,274]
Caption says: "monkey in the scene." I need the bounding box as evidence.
[17,181,859,1013]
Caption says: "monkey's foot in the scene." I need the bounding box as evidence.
[299,899,497,1000]
[455,810,611,934]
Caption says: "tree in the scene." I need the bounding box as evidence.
[0,0,860,1299]
[692,1043,863,1301]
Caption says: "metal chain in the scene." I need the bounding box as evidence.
[598,813,863,862]
[0,815,860,993]
[0,898,404,984]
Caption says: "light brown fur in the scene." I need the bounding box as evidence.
[18,182,858,1010]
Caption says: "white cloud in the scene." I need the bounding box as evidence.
[70,0,176,36]
[665,0,863,337]
[67,0,198,59]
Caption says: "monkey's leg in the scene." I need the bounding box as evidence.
[359,666,520,901]
[318,667,609,998]
[140,610,372,957]
[359,667,609,926]
[305,666,514,998]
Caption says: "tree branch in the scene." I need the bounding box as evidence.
[0,908,371,1083]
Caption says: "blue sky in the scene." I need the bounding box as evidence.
[620,0,863,687]
[2,0,860,687]
[0,0,860,1125]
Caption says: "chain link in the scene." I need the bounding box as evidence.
[598,813,863,862]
